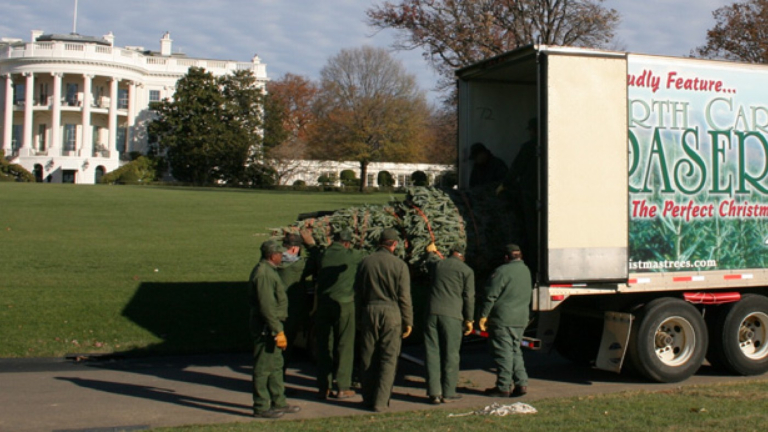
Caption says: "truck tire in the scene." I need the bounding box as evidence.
[707,294,768,376]
[627,298,707,383]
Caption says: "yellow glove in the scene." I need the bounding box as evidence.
[463,321,474,336]
[426,243,438,253]
[402,325,412,339]
[495,184,505,195]
[478,317,488,332]
[275,331,288,350]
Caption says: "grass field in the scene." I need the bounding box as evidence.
[154,380,768,431]
[0,183,397,358]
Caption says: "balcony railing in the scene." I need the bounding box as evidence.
[1,41,267,78]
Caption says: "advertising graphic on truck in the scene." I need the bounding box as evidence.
[628,55,768,272]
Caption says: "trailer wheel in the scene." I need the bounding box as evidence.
[707,294,768,376]
[627,298,707,383]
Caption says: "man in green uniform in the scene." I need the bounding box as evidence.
[424,244,475,404]
[277,233,312,373]
[478,244,532,398]
[248,240,301,419]
[310,228,364,399]
[355,228,413,412]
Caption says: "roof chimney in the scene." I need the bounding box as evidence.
[160,32,172,56]
[104,32,115,46]
[31,30,44,42]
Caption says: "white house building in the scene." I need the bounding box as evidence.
[0,30,268,183]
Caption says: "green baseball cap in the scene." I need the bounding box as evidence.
[334,228,353,242]
[505,244,521,255]
[380,228,400,242]
[261,240,286,256]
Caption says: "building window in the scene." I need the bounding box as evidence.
[118,89,128,109]
[149,90,161,102]
[116,127,127,153]
[13,84,25,104]
[397,174,411,187]
[38,83,49,105]
[11,125,22,150]
[367,173,375,186]
[63,124,77,151]
[66,83,79,106]
[38,124,47,151]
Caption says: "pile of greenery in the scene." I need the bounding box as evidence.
[277,185,521,276]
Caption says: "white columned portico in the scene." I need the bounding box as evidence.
[22,72,34,155]
[2,74,12,155]
[108,77,118,157]
[81,74,93,157]
[50,72,62,155]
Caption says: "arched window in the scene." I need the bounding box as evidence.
[95,166,106,184]
[33,164,43,183]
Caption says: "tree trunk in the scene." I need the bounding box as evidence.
[359,160,368,192]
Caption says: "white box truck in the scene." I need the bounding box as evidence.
[456,45,768,382]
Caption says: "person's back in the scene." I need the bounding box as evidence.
[428,256,474,321]
[484,259,531,328]
[317,242,362,304]
[357,249,411,310]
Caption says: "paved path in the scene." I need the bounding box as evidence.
[1,343,766,432]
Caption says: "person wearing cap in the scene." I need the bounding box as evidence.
[423,243,475,404]
[308,228,364,400]
[248,240,302,418]
[355,227,413,412]
[499,118,539,276]
[468,142,508,188]
[277,232,313,375]
[477,244,532,398]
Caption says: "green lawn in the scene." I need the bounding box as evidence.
[0,183,396,358]
[155,380,768,431]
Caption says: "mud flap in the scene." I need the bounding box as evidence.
[535,310,560,353]
[595,312,633,373]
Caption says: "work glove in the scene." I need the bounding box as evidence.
[463,321,474,336]
[426,243,438,253]
[275,331,288,350]
[402,325,412,339]
[495,184,505,196]
[478,317,488,332]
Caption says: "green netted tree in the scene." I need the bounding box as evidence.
[0,151,34,182]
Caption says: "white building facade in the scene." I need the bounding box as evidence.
[275,159,455,188]
[0,31,268,183]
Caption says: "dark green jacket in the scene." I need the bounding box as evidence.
[277,255,309,308]
[313,242,364,304]
[248,259,288,336]
[355,247,413,327]
[427,255,475,322]
[479,260,531,327]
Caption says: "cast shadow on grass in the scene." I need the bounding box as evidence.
[54,377,253,417]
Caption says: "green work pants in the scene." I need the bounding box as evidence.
[315,300,356,392]
[359,304,402,410]
[252,333,287,414]
[489,326,528,391]
[424,314,462,398]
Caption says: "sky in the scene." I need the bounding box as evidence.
[0,0,734,103]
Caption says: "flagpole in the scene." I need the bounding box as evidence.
[73,0,78,34]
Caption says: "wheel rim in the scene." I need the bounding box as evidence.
[654,316,696,366]
[738,312,768,360]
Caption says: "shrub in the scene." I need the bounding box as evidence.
[412,170,428,186]
[293,180,307,186]
[377,170,394,187]
[101,156,160,185]
[340,169,360,187]
[239,163,277,188]
[0,153,35,182]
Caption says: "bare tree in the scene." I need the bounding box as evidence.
[309,46,429,190]
[693,0,768,63]
[368,0,620,90]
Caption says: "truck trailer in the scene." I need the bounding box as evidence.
[456,45,768,382]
